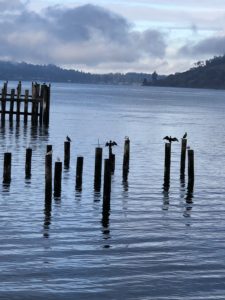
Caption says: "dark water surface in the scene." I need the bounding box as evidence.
[0,82,225,299]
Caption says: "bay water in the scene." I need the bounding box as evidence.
[0,82,225,299]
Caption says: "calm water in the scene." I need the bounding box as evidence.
[0,82,225,299]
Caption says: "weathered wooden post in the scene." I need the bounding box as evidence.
[25,148,32,178]
[1,87,6,123]
[164,143,171,190]
[24,90,29,124]
[45,151,52,198]
[16,81,22,123]
[46,144,52,154]
[103,159,111,211]
[76,156,84,191]
[3,152,11,184]
[188,149,194,187]
[180,138,187,177]
[123,137,130,179]
[94,147,103,191]
[43,84,50,126]
[32,83,39,126]
[64,141,70,169]
[54,161,62,197]
[111,154,115,174]
[9,89,15,122]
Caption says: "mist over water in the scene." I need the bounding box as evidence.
[0,82,225,299]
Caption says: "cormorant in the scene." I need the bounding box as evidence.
[163,136,179,143]
[66,136,71,142]
[183,132,187,139]
[105,140,117,147]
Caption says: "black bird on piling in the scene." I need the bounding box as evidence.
[66,136,71,142]
[183,132,187,139]
[163,136,179,143]
[105,140,117,157]
[105,140,117,147]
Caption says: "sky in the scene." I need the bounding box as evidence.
[0,0,225,74]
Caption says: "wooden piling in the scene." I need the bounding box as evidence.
[64,141,70,169]
[164,143,171,189]
[103,159,111,210]
[25,148,32,178]
[43,84,50,126]
[24,90,29,124]
[188,149,194,186]
[1,87,6,123]
[111,154,115,174]
[94,147,102,191]
[54,161,62,197]
[180,138,187,177]
[76,156,84,191]
[16,81,22,123]
[46,144,52,154]
[123,137,130,173]
[9,89,15,122]
[45,152,52,198]
[3,152,11,184]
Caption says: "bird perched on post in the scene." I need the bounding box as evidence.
[105,140,117,147]
[66,136,71,142]
[105,140,117,157]
[183,132,187,139]
[163,136,179,143]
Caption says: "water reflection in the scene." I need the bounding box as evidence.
[2,183,10,193]
[162,188,169,210]
[102,207,111,248]
[93,191,101,202]
[186,182,194,204]
[180,176,186,199]
[43,196,52,238]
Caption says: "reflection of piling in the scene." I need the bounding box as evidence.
[164,143,171,190]
[3,152,11,184]
[54,161,62,197]
[188,149,194,187]
[180,138,187,177]
[123,137,130,172]
[76,157,84,191]
[94,147,102,192]
[64,141,70,169]
[25,148,32,178]
[45,152,52,198]
[103,159,111,210]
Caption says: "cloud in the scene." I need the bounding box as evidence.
[0,0,26,13]
[179,35,225,57]
[0,3,167,71]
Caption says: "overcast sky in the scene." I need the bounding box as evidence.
[1,0,225,74]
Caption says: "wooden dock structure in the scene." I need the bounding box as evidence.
[0,81,51,126]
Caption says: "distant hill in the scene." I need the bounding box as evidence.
[0,61,153,85]
[143,55,225,90]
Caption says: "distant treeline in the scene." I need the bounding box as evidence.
[0,61,153,85]
[143,55,225,90]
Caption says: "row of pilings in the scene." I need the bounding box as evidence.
[0,81,51,126]
[164,138,194,201]
[2,137,194,218]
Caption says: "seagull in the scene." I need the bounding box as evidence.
[66,136,71,142]
[183,132,187,139]
[46,150,52,155]
[163,136,179,143]
[105,140,117,147]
